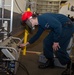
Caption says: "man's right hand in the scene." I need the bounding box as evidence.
[19,44,26,47]
[19,42,30,48]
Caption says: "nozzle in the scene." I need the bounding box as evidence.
[27,8,31,11]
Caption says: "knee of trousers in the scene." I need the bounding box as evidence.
[56,51,71,65]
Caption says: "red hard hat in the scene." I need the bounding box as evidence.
[21,11,33,21]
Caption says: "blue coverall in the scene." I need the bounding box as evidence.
[28,13,74,65]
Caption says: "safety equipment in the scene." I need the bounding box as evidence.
[25,19,32,29]
[21,11,33,21]
[21,11,34,30]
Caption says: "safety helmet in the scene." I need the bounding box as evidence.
[21,11,33,21]
[21,11,34,30]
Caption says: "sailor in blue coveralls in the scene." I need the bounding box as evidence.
[20,11,74,69]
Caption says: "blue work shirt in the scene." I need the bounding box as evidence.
[29,13,72,44]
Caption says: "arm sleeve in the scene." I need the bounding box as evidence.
[49,19,62,42]
[28,26,44,44]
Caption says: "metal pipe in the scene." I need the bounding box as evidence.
[2,0,5,26]
[10,0,14,33]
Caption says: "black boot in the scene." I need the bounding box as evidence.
[38,59,55,69]
[61,61,74,75]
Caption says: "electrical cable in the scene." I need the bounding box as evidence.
[14,0,23,13]
[15,60,29,75]
[16,60,29,75]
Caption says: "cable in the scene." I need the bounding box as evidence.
[14,0,31,14]
[15,0,23,13]
[14,60,30,75]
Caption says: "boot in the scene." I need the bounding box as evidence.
[61,61,74,75]
[38,59,55,69]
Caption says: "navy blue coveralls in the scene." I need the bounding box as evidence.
[28,13,74,65]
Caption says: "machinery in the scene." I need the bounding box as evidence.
[0,0,30,75]
[0,12,23,75]
[0,0,36,74]
[0,34,22,74]
[0,31,29,75]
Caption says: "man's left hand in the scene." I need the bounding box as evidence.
[52,42,60,51]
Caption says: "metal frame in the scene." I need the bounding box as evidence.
[0,36,22,74]
[0,0,14,33]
